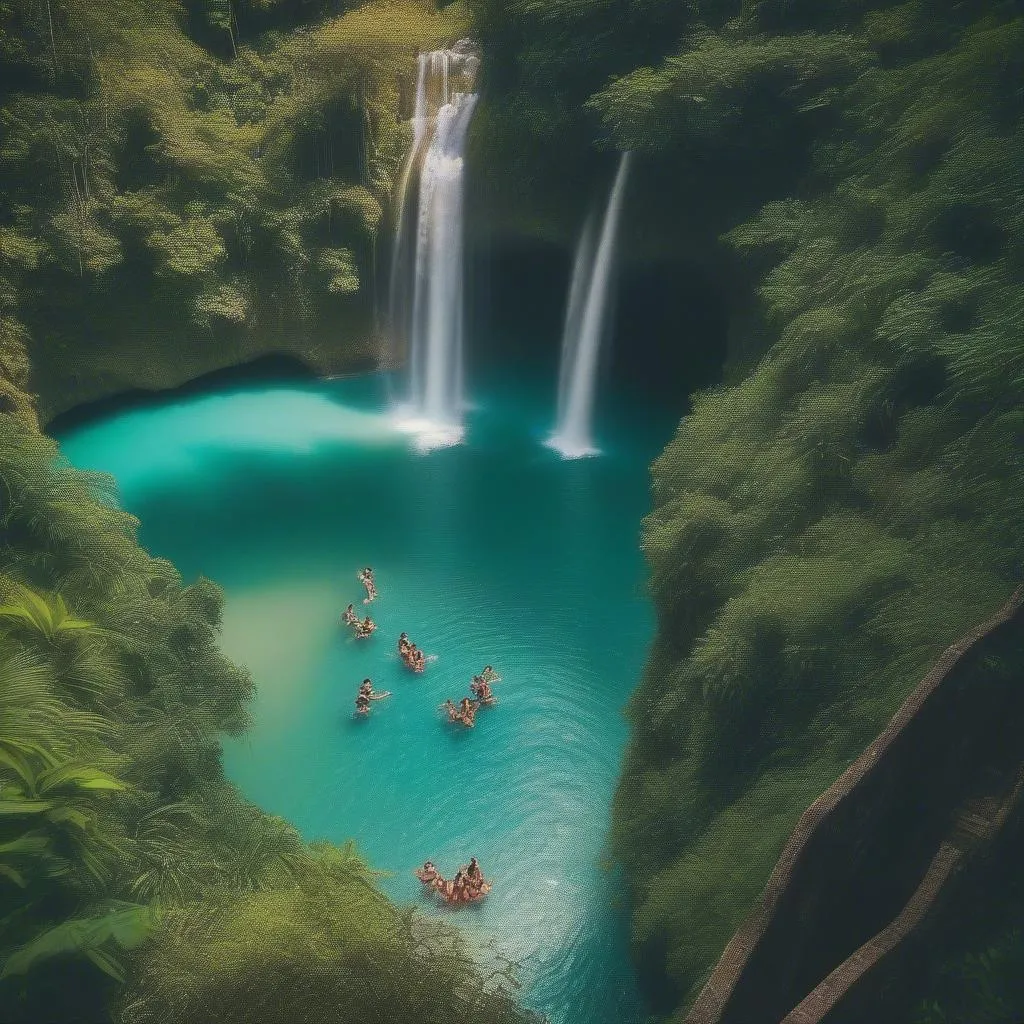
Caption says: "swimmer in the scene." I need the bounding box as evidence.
[415,861,439,884]
[458,698,477,728]
[342,604,358,627]
[398,632,410,657]
[452,870,468,903]
[358,567,377,603]
[464,858,484,892]
[470,677,496,705]
[354,692,370,715]
[481,665,500,683]
[355,616,377,639]
[360,679,390,701]
[413,649,426,673]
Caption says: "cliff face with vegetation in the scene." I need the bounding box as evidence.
[0,0,468,422]
[467,0,1024,1020]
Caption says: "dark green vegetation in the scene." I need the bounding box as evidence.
[0,0,465,421]
[468,0,1024,1019]
[0,416,534,1023]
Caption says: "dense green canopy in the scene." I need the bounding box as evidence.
[0,0,466,416]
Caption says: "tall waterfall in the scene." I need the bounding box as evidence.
[547,152,633,458]
[389,43,479,450]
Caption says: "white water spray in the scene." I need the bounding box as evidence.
[547,152,633,459]
[389,43,479,451]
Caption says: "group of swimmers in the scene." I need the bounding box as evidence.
[354,677,391,716]
[439,666,500,727]
[398,633,427,672]
[415,856,491,904]
[342,603,377,639]
[344,566,496,902]
[341,568,378,638]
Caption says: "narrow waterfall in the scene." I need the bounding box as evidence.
[388,43,479,450]
[547,152,633,458]
[554,212,597,438]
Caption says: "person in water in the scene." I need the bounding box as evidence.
[355,616,377,639]
[415,861,439,884]
[362,678,390,700]
[355,692,371,715]
[415,859,490,904]
[459,697,478,727]
[470,676,496,704]
[401,638,427,672]
[342,603,358,627]
[481,665,500,683]
[358,567,377,603]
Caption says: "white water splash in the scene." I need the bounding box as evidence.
[547,152,633,459]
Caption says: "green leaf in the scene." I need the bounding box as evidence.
[37,765,128,795]
[0,864,27,887]
[44,805,93,830]
[0,799,54,815]
[1,904,157,979]
[0,835,52,857]
[84,947,127,983]
[0,606,35,626]
[0,746,37,790]
[0,739,60,770]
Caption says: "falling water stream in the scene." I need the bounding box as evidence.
[548,152,633,459]
[390,43,479,450]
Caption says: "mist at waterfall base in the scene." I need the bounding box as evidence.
[57,372,675,1024]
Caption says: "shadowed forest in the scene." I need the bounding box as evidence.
[0,0,1022,1022]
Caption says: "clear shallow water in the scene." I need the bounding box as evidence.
[58,372,670,1024]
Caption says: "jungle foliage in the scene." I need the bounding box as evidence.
[468,0,1024,1019]
[0,0,465,417]
[0,413,533,1022]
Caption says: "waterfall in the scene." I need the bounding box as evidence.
[547,152,633,459]
[554,212,598,437]
[387,55,429,358]
[388,43,479,451]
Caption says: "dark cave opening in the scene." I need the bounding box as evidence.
[45,353,317,437]
[466,236,730,416]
